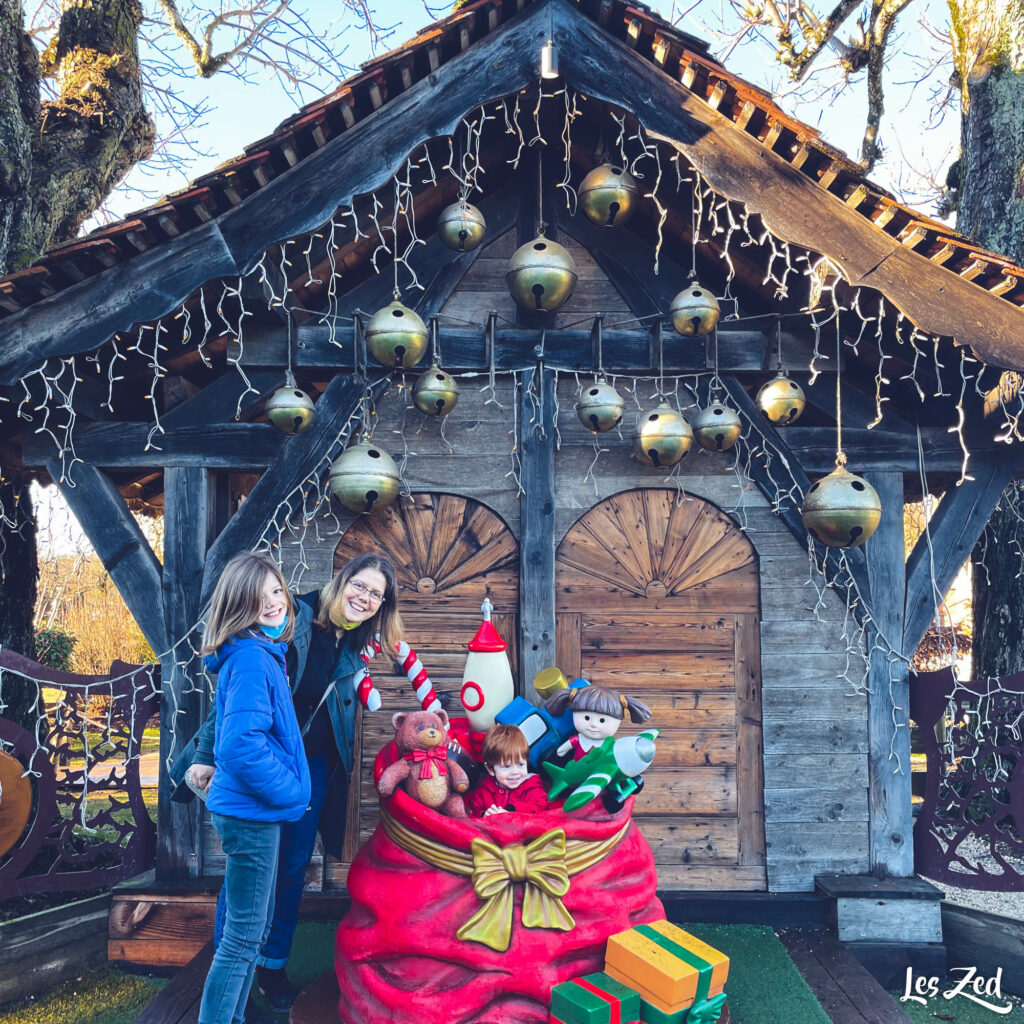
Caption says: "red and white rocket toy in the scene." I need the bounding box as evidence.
[461,598,514,739]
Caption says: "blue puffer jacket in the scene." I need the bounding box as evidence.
[204,633,311,822]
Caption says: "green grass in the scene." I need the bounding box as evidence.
[0,967,165,1024]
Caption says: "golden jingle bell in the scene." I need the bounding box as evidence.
[413,365,460,416]
[579,163,639,228]
[632,402,693,468]
[693,401,742,452]
[365,301,429,368]
[265,378,315,435]
[756,372,805,426]
[506,235,578,312]
[437,201,487,252]
[669,282,720,336]
[801,464,882,548]
[328,442,401,514]
[575,380,624,432]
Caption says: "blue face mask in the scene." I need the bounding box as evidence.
[259,614,288,640]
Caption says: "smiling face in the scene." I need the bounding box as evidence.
[487,758,529,791]
[572,709,621,744]
[256,572,288,629]
[340,567,387,624]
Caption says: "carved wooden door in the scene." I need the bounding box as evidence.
[556,489,766,890]
[326,493,519,887]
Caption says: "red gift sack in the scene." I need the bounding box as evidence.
[335,721,665,1024]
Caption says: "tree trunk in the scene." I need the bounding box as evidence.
[1,1,154,710]
[952,0,1024,676]
[0,478,38,730]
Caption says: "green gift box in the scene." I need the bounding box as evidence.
[550,972,643,1024]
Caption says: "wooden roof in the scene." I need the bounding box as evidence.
[2,0,1024,382]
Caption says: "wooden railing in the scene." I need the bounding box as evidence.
[0,651,158,897]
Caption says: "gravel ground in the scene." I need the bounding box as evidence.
[922,834,1024,916]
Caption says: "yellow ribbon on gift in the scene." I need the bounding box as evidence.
[379,807,629,952]
[456,830,574,951]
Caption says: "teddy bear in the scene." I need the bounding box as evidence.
[377,708,469,818]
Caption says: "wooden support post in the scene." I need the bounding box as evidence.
[903,459,1016,658]
[863,471,912,877]
[157,468,211,880]
[518,365,556,694]
[46,460,166,654]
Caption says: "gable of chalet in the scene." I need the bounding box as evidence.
[3,0,1024,381]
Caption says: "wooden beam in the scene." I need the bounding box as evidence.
[863,471,912,878]
[553,3,1024,369]
[199,373,373,606]
[160,369,282,427]
[23,422,283,470]
[157,468,210,880]
[518,366,557,692]
[46,460,167,654]
[902,459,1016,658]
[0,1,549,384]
[231,323,787,373]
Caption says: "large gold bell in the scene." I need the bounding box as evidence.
[580,163,639,228]
[632,402,693,468]
[506,234,578,312]
[756,371,805,426]
[437,201,486,252]
[365,301,429,368]
[801,464,882,548]
[670,282,720,336]
[413,365,460,416]
[265,375,315,435]
[693,401,742,452]
[328,442,401,514]
[575,380,624,432]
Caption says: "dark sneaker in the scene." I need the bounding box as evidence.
[243,997,279,1023]
[256,966,299,1013]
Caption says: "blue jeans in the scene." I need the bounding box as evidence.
[213,755,333,970]
[199,815,281,1024]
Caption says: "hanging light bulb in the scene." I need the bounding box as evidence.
[540,40,559,79]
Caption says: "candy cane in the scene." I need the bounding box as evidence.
[355,639,441,713]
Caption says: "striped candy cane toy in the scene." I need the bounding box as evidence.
[354,639,442,714]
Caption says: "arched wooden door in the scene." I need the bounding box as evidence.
[556,489,766,890]
[328,493,519,884]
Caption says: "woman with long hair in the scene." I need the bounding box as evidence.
[173,551,439,1019]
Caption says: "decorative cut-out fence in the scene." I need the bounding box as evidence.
[0,651,158,897]
[912,667,1024,891]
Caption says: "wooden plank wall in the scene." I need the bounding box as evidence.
[200,243,869,892]
[550,380,869,892]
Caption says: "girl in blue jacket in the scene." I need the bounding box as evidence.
[197,551,311,1024]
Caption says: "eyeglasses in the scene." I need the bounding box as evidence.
[348,578,385,604]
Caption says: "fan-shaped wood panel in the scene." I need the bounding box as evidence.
[326,494,519,886]
[556,489,765,891]
[334,492,518,608]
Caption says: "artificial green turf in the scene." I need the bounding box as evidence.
[682,923,831,1024]
[0,967,165,1024]
[283,920,831,1024]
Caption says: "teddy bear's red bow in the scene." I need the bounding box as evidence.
[404,747,449,779]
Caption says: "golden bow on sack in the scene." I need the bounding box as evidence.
[456,829,575,952]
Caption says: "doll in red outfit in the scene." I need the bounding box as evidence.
[466,724,548,817]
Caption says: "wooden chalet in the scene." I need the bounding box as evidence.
[4,0,1024,975]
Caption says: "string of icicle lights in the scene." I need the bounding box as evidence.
[3,83,1024,785]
